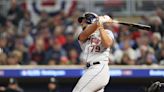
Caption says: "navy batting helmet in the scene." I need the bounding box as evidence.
[78,12,98,24]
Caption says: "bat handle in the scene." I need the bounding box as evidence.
[111,20,119,23]
[98,15,116,23]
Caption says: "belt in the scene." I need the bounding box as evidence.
[86,62,100,68]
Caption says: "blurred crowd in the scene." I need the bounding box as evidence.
[110,7,164,65]
[0,1,164,66]
[0,1,82,65]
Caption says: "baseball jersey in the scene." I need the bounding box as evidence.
[78,29,114,63]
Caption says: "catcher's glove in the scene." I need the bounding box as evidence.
[147,81,161,92]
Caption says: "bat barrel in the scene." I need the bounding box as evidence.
[114,21,151,30]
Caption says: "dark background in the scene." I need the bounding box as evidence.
[1,77,164,92]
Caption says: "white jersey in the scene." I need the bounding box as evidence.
[78,29,114,63]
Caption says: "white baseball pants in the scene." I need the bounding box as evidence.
[73,62,110,92]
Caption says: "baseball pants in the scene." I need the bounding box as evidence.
[73,61,110,92]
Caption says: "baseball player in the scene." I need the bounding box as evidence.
[72,12,114,92]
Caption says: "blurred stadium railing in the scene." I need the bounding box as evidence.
[0,65,164,92]
[0,65,164,78]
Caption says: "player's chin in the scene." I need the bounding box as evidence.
[82,25,87,30]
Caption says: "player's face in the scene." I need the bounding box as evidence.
[80,18,87,24]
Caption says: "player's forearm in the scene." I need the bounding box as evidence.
[99,28,113,48]
[79,22,98,42]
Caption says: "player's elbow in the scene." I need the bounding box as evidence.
[78,34,88,42]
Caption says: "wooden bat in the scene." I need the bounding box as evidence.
[112,20,151,30]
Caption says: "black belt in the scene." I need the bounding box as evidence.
[86,62,100,68]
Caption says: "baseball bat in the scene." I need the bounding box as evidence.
[112,20,151,30]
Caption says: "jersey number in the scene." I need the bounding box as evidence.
[91,45,100,52]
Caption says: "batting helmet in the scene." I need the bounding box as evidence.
[78,12,98,24]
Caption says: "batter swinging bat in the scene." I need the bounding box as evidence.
[112,20,151,30]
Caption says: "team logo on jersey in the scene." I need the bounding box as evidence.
[91,38,101,45]
[90,34,101,45]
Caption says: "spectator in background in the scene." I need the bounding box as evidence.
[117,26,136,49]
[52,26,66,46]
[0,53,7,65]
[117,26,129,42]
[155,7,164,24]
[47,78,58,92]
[114,39,136,64]
[7,50,22,65]
[39,26,51,50]
[21,26,34,47]
[30,37,46,65]
[157,48,164,65]
[0,33,10,54]
[2,19,18,52]
[145,49,157,65]
[136,31,150,47]
[18,11,34,35]
[136,45,157,65]
[7,0,23,26]
[63,32,81,54]
[112,43,123,64]
[150,16,164,36]
[12,50,23,64]
[149,32,161,51]
[156,39,164,65]
[47,58,58,65]
[3,19,16,38]
[67,48,80,64]
[136,45,149,65]
[120,52,135,65]
[0,78,24,92]
[1,20,17,53]
[45,38,68,65]
[121,40,136,62]
[53,12,64,27]
[37,11,50,30]
[14,35,30,65]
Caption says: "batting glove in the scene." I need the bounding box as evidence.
[98,15,112,23]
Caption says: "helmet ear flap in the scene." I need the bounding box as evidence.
[78,17,84,23]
